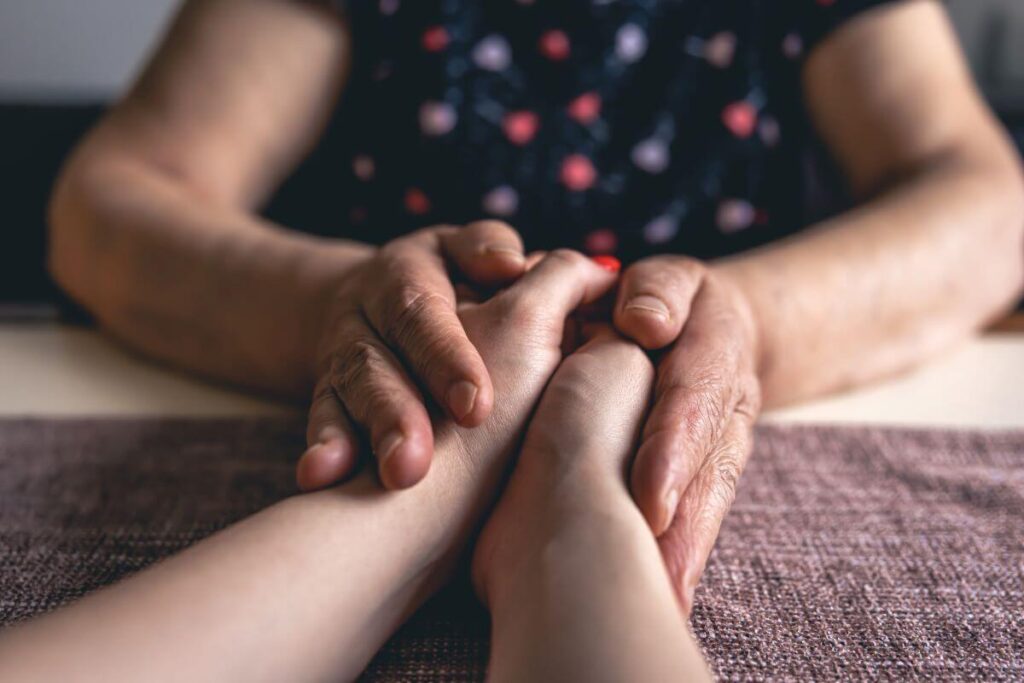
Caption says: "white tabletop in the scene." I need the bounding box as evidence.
[1,324,1022,429]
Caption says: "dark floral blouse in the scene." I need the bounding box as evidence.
[325,0,901,262]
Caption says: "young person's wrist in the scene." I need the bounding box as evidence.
[479,482,644,613]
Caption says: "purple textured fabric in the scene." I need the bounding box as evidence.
[0,418,1021,680]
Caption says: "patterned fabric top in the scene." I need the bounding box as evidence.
[325,0,901,261]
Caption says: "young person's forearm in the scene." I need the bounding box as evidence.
[477,335,710,682]
[0,252,614,682]
[715,154,1024,407]
[487,476,709,682]
[0,426,491,683]
[50,153,372,398]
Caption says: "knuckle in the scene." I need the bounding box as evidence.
[494,289,550,330]
[582,338,654,384]
[659,379,726,439]
[384,284,446,343]
[415,333,467,382]
[404,225,444,243]
[310,375,334,403]
[330,339,384,398]
[376,240,407,262]
[466,219,517,237]
[621,341,654,376]
[631,254,706,285]
[706,450,743,508]
[309,381,336,416]
[328,341,424,429]
[646,254,706,277]
[683,258,710,280]
[547,248,587,269]
[429,223,459,239]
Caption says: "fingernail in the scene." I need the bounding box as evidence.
[482,244,525,264]
[625,295,670,321]
[303,440,339,466]
[446,380,478,421]
[376,430,405,465]
[661,488,680,533]
[590,255,621,274]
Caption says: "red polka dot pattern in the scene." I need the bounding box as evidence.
[561,154,597,192]
[503,111,540,145]
[337,0,901,257]
[539,30,571,61]
[421,25,449,52]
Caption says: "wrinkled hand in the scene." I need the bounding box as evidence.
[297,221,527,492]
[613,256,763,613]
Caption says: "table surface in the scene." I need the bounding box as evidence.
[1,322,1022,428]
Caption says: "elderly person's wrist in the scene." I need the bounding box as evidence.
[301,240,378,380]
[707,260,766,388]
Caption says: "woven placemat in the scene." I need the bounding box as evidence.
[0,418,1021,680]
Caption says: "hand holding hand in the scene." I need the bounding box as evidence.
[471,330,712,682]
[297,221,527,491]
[614,256,763,612]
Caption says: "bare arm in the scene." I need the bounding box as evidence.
[49,0,530,489]
[716,0,1024,406]
[0,253,615,682]
[607,0,1024,608]
[476,331,710,682]
[49,0,359,397]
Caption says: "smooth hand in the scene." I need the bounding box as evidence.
[614,256,763,612]
[297,221,527,491]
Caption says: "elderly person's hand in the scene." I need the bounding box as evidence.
[0,251,621,683]
[299,248,620,497]
[613,255,762,612]
[297,221,529,491]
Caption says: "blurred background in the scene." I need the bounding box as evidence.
[2,0,1023,312]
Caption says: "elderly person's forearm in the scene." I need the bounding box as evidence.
[716,131,1024,408]
[714,3,1024,408]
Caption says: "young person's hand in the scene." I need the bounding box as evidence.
[297,221,527,491]
[0,251,620,683]
[613,256,763,612]
[438,252,620,493]
[472,327,656,603]
[472,329,713,681]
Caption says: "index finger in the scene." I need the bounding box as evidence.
[500,249,619,323]
[363,236,494,427]
[440,220,526,286]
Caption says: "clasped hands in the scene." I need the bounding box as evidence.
[297,221,763,611]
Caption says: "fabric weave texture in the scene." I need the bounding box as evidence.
[0,418,1021,680]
